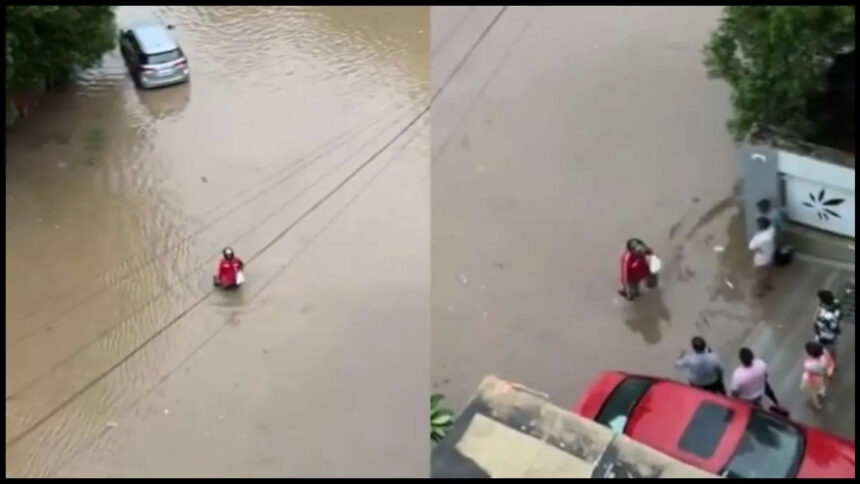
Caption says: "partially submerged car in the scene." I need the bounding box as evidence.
[575,371,855,478]
[119,21,189,89]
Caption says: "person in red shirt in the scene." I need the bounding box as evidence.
[214,247,244,288]
[619,238,654,300]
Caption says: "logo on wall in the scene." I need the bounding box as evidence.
[802,188,845,221]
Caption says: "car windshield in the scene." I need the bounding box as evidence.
[595,377,653,430]
[146,49,182,65]
[723,410,804,478]
[678,402,734,459]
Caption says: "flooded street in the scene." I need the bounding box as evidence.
[6,6,429,477]
[432,5,853,442]
[433,6,747,406]
[5,5,853,476]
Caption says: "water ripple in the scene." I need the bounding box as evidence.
[5,6,428,477]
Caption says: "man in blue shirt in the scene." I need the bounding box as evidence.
[675,336,725,394]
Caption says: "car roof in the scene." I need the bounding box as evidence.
[126,21,178,54]
[434,375,720,478]
[585,372,855,478]
[624,378,750,474]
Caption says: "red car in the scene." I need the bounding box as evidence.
[575,371,855,478]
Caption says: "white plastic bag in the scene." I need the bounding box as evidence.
[235,270,245,285]
[647,255,662,274]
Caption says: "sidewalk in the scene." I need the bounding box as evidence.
[716,258,855,441]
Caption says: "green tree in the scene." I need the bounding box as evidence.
[6,6,116,123]
[703,6,855,141]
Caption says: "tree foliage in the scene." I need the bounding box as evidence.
[703,6,855,141]
[6,6,116,98]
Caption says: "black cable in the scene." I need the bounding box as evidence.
[431,6,476,58]
[8,6,506,452]
[6,109,413,401]
[433,7,537,161]
[6,106,427,450]
[431,7,508,107]
[7,109,393,340]
[43,114,430,479]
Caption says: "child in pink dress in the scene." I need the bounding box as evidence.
[800,341,835,410]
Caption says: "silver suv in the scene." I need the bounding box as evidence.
[119,21,189,89]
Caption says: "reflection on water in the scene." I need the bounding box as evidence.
[5,6,428,477]
[135,84,192,122]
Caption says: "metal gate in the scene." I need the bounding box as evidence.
[779,151,855,239]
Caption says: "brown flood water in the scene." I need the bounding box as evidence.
[6,6,429,477]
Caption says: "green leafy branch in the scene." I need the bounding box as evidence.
[431,393,454,443]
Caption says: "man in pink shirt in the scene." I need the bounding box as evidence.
[730,347,779,407]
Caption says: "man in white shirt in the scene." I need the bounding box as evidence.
[756,198,784,245]
[748,216,776,298]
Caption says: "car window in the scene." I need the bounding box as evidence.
[128,38,146,64]
[121,35,136,54]
[145,49,182,65]
[723,410,804,478]
[595,377,653,429]
[678,402,734,458]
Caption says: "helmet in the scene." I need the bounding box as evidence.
[223,247,235,259]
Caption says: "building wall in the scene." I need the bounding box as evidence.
[741,143,856,243]
[739,145,782,242]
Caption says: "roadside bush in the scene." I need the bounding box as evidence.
[431,393,454,443]
[6,6,116,125]
[703,6,855,142]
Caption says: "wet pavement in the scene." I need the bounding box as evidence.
[748,260,854,441]
[6,6,429,477]
[431,4,854,444]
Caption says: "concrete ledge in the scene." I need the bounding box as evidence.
[431,375,718,478]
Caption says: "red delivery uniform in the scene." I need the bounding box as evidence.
[620,250,650,288]
[619,238,654,299]
[215,247,244,287]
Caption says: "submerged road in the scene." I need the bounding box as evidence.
[6,6,430,477]
[5,6,853,477]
